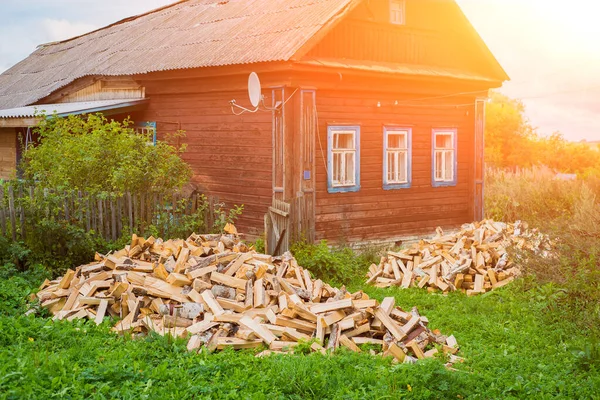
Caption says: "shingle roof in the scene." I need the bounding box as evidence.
[0,0,356,109]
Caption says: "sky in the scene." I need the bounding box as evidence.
[0,0,598,142]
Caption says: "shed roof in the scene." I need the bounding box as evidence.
[0,99,147,119]
[0,0,357,109]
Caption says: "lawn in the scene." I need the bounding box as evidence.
[1,271,598,399]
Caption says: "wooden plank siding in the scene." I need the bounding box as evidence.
[137,89,272,237]
[313,89,476,242]
[0,128,16,180]
[305,0,496,78]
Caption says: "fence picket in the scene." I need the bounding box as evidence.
[0,183,220,243]
[98,198,104,238]
[8,186,16,241]
[18,186,26,241]
[0,186,5,237]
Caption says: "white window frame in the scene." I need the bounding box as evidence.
[383,127,411,189]
[432,129,457,187]
[390,0,406,25]
[135,121,157,145]
[327,126,360,193]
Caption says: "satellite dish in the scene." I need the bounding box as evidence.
[248,72,261,108]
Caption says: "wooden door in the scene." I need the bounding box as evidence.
[264,199,290,255]
[294,89,316,242]
[474,98,486,221]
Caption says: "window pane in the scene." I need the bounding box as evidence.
[388,133,406,149]
[387,152,395,182]
[435,151,443,180]
[333,153,341,184]
[334,132,354,150]
[345,152,355,184]
[435,133,453,149]
[398,151,407,182]
[444,150,453,181]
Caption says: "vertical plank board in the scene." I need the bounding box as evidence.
[64,193,70,221]
[147,192,154,231]
[132,193,138,234]
[86,194,91,232]
[104,199,110,241]
[0,186,6,237]
[91,195,97,233]
[8,185,16,241]
[127,192,133,233]
[140,193,145,235]
[77,191,83,225]
[18,186,26,241]
[97,198,104,239]
[116,197,122,239]
[191,192,198,214]
[111,197,117,241]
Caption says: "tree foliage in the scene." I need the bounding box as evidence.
[485,92,600,175]
[23,114,192,195]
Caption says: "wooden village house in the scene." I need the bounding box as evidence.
[0,0,508,252]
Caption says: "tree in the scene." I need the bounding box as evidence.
[484,92,600,174]
[23,113,192,195]
[485,91,535,169]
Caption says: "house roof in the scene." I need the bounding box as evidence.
[0,0,507,111]
[0,99,148,119]
[0,0,358,109]
[297,59,498,83]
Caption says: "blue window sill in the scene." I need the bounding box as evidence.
[432,180,457,188]
[383,182,411,190]
[328,185,361,194]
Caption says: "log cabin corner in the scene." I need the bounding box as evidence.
[0,0,508,253]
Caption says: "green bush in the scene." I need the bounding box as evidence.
[0,264,48,316]
[23,113,191,195]
[291,240,380,285]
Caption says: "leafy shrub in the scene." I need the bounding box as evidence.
[291,240,380,285]
[0,264,48,316]
[23,113,191,195]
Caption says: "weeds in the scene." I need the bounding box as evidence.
[290,240,381,285]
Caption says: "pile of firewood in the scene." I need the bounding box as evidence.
[365,220,554,295]
[35,224,459,363]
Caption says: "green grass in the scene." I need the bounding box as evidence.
[1,273,599,399]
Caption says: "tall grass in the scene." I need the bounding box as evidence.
[485,166,600,331]
[485,166,600,235]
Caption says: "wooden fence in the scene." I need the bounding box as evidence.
[0,183,221,242]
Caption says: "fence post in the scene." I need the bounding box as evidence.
[97,198,104,238]
[8,185,16,241]
[18,186,26,241]
[127,192,133,233]
[140,193,145,236]
[0,186,5,237]
[110,197,117,241]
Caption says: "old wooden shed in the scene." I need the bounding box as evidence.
[0,0,508,251]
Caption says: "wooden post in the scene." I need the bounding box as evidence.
[86,195,91,232]
[116,197,122,239]
[97,198,103,238]
[91,195,97,233]
[127,192,133,233]
[110,197,117,241]
[19,186,26,241]
[64,192,70,221]
[0,186,6,237]
[8,185,16,241]
[139,193,145,235]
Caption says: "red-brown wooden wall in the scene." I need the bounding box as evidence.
[137,87,273,237]
[314,89,476,242]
